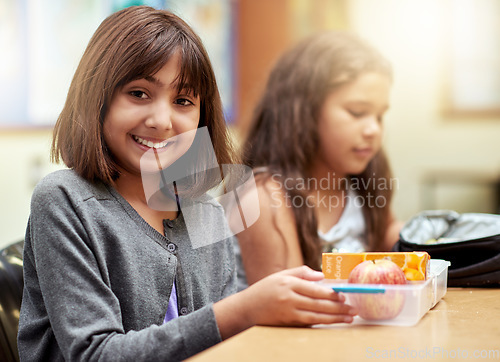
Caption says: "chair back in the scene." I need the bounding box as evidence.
[0,240,24,362]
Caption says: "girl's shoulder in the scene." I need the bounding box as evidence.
[36,168,81,186]
[252,168,282,191]
[33,169,78,195]
[251,173,286,208]
[36,168,88,184]
[32,169,110,204]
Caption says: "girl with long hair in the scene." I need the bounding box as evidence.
[236,31,403,286]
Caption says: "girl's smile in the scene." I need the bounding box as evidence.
[132,135,170,150]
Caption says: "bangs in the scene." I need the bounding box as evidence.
[175,44,209,99]
[116,28,210,100]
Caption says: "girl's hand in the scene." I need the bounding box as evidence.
[214,266,357,340]
[240,266,357,327]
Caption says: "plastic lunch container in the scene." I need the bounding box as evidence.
[319,259,451,326]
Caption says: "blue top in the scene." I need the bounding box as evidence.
[164,282,179,322]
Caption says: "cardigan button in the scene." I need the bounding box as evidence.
[180,307,188,315]
[167,243,177,252]
[166,219,174,228]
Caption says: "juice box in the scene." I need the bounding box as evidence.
[322,251,430,281]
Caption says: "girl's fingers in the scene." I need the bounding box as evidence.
[289,277,345,302]
[280,277,358,318]
[280,265,325,281]
[252,268,359,327]
[288,310,355,326]
[291,292,357,316]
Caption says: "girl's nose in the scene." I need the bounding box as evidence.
[363,116,382,137]
[145,101,173,130]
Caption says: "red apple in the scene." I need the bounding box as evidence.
[348,259,407,321]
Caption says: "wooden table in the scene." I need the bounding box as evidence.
[188,288,500,361]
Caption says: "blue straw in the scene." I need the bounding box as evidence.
[331,285,386,294]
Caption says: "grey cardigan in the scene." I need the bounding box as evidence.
[18,169,237,361]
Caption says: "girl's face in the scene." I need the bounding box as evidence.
[103,51,200,177]
[312,72,391,178]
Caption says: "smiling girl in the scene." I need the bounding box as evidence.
[17,7,357,361]
[236,31,403,287]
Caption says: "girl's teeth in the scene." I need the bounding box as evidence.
[133,135,167,149]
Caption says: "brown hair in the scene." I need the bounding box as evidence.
[242,31,394,270]
[51,6,235,191]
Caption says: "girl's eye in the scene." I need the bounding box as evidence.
[349,110,365,118]
[129,90,148,99]
[175,98,194,106]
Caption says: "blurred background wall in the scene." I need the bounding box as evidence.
[1,0,500,248]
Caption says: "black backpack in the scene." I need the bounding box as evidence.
[392,210,500,287]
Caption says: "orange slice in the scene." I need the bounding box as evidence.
[402,252,428,281]
[406,253,421,269]
[403,267,425,281]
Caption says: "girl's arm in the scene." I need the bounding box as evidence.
[213,266,357,340]
[382,212,404,250]
[236,178,304,285]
